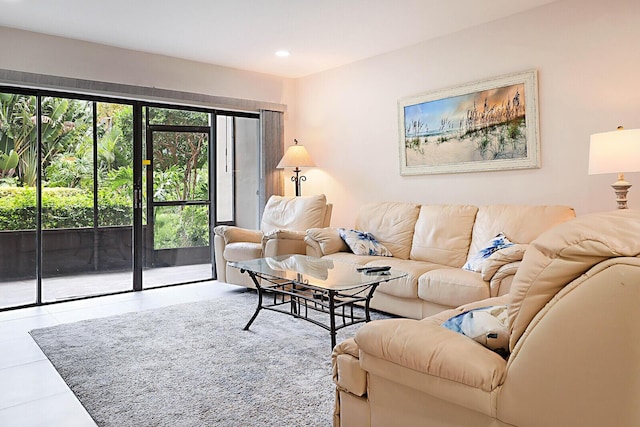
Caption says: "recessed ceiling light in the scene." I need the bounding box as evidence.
[275,50,290,58]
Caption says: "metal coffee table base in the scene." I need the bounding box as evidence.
[241,270,378,349]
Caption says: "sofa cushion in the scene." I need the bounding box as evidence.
[368,259,442,299]
[467,205,575,262]
[354,202,420,260]
[260,194,328,233]
[322,252,382,265]
[508,209,640,351]
[265,256,332,280]
[418,269,490,308]
[410,205,478,267]
[463,232,515,272]
[223,242,263,262]
[338,228,392,257]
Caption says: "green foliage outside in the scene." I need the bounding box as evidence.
[148,107,208,127]
[154,205,209,249]
[0,187,131,230]
[150,106,209,203]
[0,96,210,248]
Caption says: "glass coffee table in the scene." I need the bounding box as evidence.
[229,254,407,349]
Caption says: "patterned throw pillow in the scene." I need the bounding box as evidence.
[337,228,393,257]
[442,305,510,357]
[463,232,515,272]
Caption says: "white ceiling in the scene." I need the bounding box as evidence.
[0,0,559,78]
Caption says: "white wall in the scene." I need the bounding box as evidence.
[0,27,293,106]
[294,0,640,226]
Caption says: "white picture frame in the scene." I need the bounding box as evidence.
[398,70,540,175]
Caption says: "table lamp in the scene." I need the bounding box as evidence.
[589,126,640,209]
[277,139,315,196]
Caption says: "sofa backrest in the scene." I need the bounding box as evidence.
[467,205,576,261]
[260,194,329,233]
[410,205,478,267]
[507,209,640,351]
[354,202,420,260]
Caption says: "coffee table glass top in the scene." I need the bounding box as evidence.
[230,254,406,291]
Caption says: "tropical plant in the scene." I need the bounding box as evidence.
[103,166,134,196]
[0,94,92,186]
[45,153,93,189]
[153,205,208,249]
[97,126,119,169]
[0,93,34,180]
[153,132,208,201]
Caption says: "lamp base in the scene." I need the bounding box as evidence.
[611,179,631,209]
[291,167,307,197]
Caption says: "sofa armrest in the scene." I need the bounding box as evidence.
[489,261,521,296]
[263,229,307,256]
[481,244,528,281]
[332,338,367,397]
[355,318,507,392]
[264,229,306,240]
[213,225,263,244]
[305,227,348,256]
[305,235,323,257]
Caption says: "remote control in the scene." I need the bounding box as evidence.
[357,266,391,273]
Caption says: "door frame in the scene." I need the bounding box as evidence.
[144,119,213,272]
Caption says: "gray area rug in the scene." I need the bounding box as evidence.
[30,290,387,427]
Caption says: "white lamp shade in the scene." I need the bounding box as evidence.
[276,143,315,169]
[589,129,640,175]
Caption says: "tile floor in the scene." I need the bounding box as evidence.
[0,281,242,426]
[1,264,214,309]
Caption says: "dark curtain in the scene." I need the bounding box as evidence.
[259,110,284,218]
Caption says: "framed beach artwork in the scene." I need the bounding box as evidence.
[398,70,540,175]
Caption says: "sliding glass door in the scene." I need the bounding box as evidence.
[0,94,135,306]
[143,107,213,288]
[40,99,135,302]
[0,87,261,310]
[0,92,38,308]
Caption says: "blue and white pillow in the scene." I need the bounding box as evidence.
[337,228,392,257]
[442,305,509,356]
[463,232,514,272]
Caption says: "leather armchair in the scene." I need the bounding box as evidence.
[214,194,332,287]
[332,209,640,427]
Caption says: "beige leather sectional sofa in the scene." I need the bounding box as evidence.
[332,209,640,427]
[305,202,575,319]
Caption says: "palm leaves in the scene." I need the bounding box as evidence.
[0,94,33,179]
[0,95,92,186]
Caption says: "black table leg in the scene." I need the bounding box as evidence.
[329,289,337,349]
[364,284,379,322]
[243,271,263,331]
